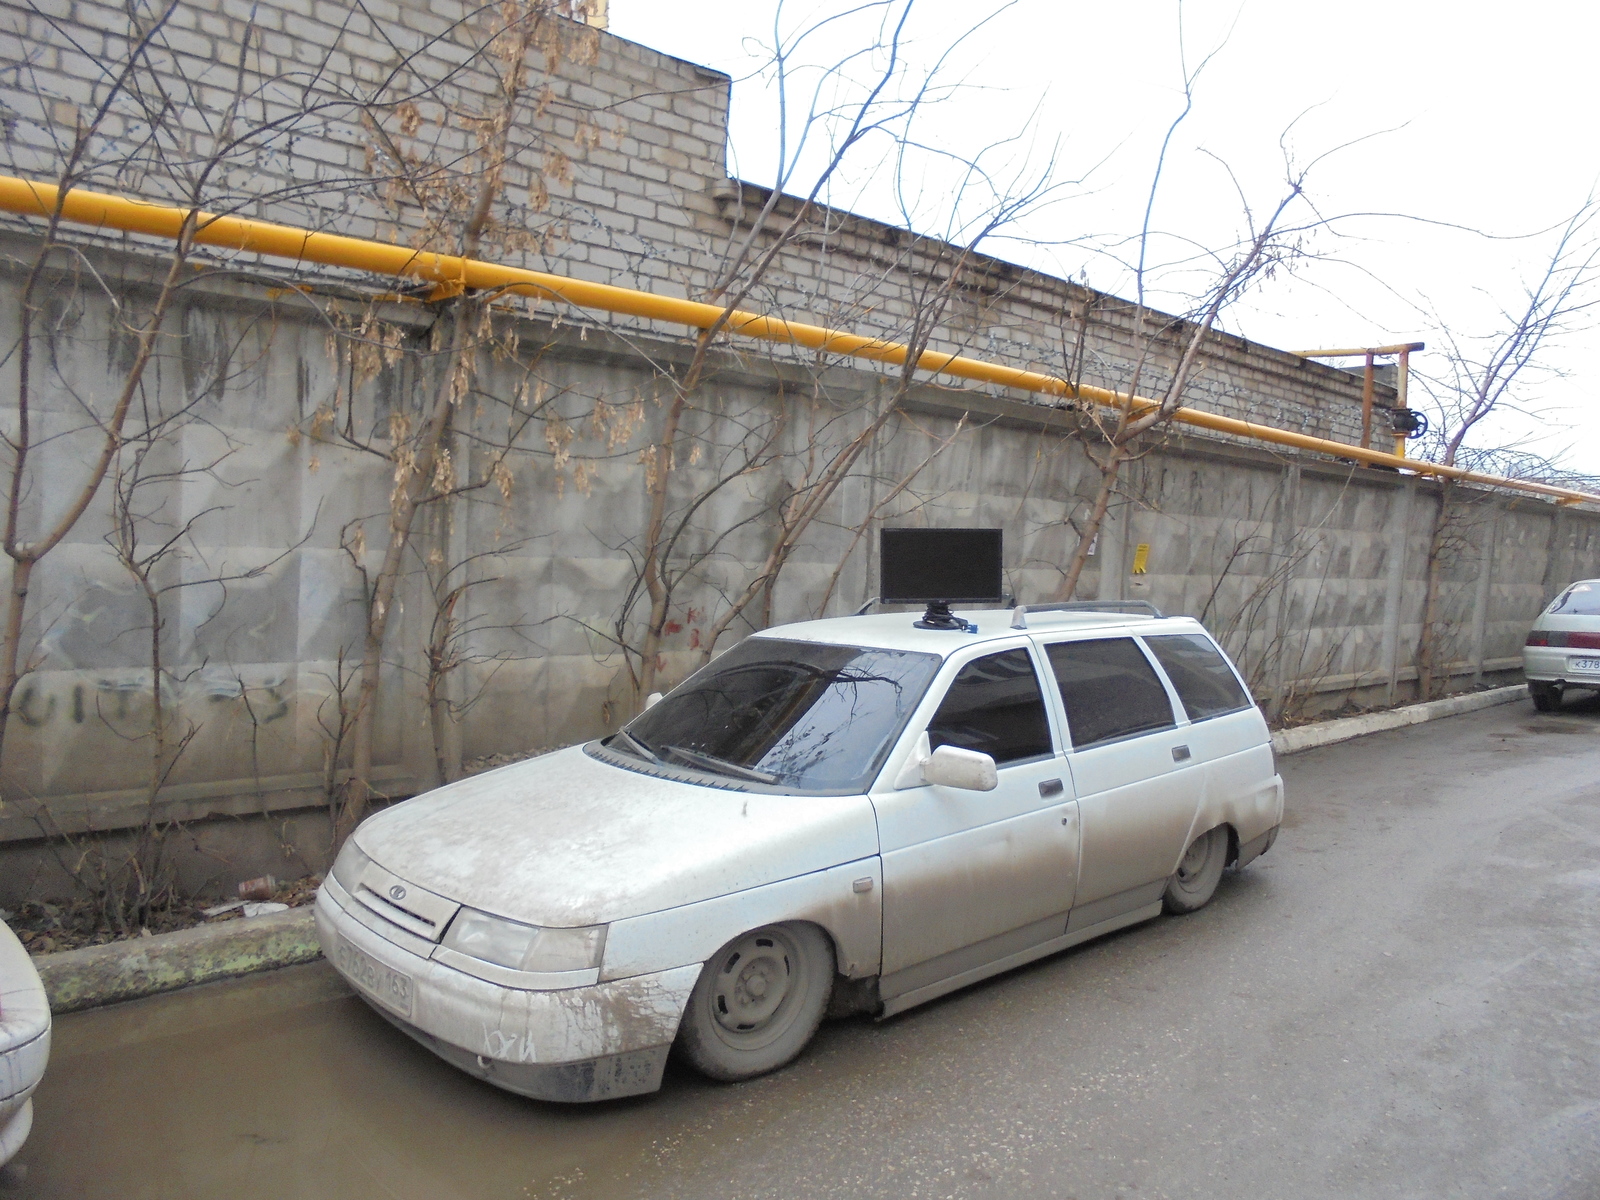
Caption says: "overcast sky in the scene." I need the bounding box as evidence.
[609,0,1600,475]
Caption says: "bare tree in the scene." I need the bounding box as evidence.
[89,381,306,931]
[0,1,201,783]
[320,1,606,840]
[412,535,543,786]
[1410,197,1600,700]
[615,222,1026,692]
[0,0,476,793]
[605,0,1055,705]
[1049,60,1323,602]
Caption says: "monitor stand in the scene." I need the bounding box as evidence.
[914,601,973,632]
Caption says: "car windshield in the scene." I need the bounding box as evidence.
[620,637,941,793]
[1548,583,1600,616]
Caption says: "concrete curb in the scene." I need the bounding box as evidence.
[36,906,317,1014]
[1270,684,1526,757]
[29,684,1529,1015]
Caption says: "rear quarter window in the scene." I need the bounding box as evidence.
[1143,633,1253,721]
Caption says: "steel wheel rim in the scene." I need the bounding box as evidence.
[1176,831,1213,885]
[708,928,803,1049]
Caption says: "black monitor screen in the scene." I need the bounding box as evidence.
[880,528,1003,604]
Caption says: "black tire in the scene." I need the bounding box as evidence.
[1163,826,1229,914]
[676,923,834,1082]
[1530,682,1561,713]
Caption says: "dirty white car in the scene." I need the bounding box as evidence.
[1524,578,1600,711]
[318,605,1283,1102]
[0,920,50,1166]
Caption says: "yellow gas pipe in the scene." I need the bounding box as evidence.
[1,175,1593,506]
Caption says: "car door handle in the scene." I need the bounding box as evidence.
[1172,745,1191,762]
[1038,778,1064,798]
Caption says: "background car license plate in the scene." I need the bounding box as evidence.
[1573,658,1600,672]
[336,936,414,1018]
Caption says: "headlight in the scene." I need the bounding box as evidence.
[442,908,607,973]
[330,839,371,894]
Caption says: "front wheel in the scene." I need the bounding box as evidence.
[676,923,834,1082]
[1530,682,1561,713]
[1163,826,1229,914]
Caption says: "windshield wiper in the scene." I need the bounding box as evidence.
[659,744,778,785]
[614,729,662,764]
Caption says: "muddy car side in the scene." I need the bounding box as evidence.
[316,610,1281,1101]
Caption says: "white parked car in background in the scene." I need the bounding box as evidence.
[0,919,50,1168]
[1524,579,1600,711]
[318,604,1283,1102]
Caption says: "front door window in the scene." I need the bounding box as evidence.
[926,647,1053,765]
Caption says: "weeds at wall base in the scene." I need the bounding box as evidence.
[7,872,321,957]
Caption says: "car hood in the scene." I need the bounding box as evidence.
[353,745,879,927]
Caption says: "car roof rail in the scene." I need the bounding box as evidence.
[1010,600,1165,629]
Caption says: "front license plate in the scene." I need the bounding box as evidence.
[336,936,414,1019]
[1572,658,1600,672]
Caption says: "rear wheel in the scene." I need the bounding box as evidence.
[1163,827,1228,914]
[1530,682,1561,712]
[676,923,834,1082]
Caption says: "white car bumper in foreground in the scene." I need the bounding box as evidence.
[0,921,50,1166]
[315,881,699,1102]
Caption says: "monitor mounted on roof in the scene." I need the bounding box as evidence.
[880,528,1003,631]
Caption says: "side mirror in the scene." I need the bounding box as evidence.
[644,691,664,711]
[921,744,999,792]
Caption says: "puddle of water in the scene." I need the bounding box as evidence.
[12,962,716,1200]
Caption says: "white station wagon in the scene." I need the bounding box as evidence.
[317,604,1283,1102]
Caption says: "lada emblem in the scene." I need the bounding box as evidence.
[389,884,407,901]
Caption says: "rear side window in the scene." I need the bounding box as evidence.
[1046,638,1175,750]
[1143,634,1253,721]
[927,648,1053,766]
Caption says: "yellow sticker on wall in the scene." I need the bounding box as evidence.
[1131,543,1150,574]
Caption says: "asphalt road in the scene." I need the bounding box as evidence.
[11,697,1600,1199]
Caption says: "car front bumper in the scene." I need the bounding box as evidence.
[1523,646,1600,685]
[315,880,700,1103]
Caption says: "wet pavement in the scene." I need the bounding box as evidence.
[10,697,1600,1199]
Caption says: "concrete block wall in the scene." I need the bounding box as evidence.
[0,249,1589,905]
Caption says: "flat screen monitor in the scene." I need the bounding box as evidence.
[880,528,1003,604]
